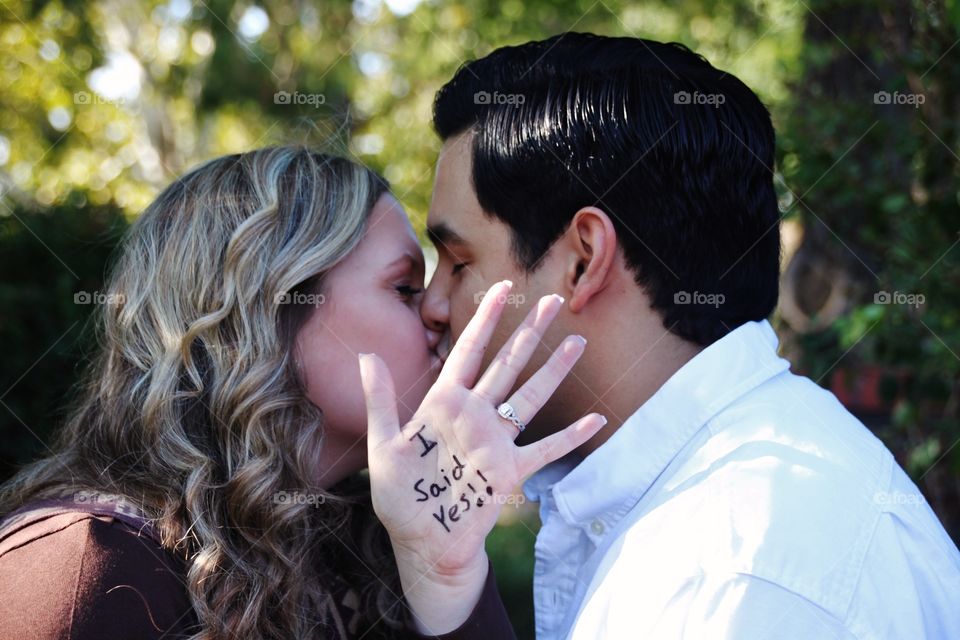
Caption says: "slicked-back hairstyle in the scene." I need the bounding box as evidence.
[433,32,781,346]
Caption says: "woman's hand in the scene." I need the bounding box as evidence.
[360,279,607,633]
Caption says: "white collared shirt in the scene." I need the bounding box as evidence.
[523,320,960,639]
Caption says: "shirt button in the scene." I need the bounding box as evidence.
[590,519,605,535]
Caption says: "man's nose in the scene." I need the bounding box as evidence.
[420,278,450,335]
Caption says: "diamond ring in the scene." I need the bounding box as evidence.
[497,402,526,433]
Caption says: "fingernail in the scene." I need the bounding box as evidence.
[502,279,513,288]
[598,414,608,426]
[575,335,587,346]
[553,294,565,305]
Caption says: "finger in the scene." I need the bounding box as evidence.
[441,280,513,387]
[517,413,608,477]
[472,293,565,403]
[358,353,399,450]
[502,334,587,426]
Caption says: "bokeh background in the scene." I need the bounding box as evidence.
[1,1,958,636]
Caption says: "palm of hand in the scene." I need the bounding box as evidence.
[361,280,607,575]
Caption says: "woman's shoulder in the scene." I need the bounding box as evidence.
[0,502,198,639]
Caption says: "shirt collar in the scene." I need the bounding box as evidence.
[523,319,790,529]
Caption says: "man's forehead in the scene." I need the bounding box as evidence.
[434,132,473,185]
[439,130,473,160]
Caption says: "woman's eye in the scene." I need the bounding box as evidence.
[452,263,467,275]
[395,284,424,299]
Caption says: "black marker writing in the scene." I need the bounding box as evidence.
[410,447,496,533]
[413,479,429,502]
[409,425,437,457]
[432,505,450,532]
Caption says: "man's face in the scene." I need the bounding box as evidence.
[421,132,567,431]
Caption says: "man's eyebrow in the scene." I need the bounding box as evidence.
[426,222,469,249]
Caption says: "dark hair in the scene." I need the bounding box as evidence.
[433,32,780,346]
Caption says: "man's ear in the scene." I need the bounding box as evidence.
[564,207,617,313]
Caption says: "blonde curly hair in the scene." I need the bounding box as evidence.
[0,146,407,638]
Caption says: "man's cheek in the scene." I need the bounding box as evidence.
[450,295,476,344]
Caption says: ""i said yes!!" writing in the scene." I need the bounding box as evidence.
[409,425,494,533]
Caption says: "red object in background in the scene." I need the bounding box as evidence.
[829,365,903,414]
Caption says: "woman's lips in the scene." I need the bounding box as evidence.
[435,333,451,364]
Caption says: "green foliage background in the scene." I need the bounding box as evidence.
[1,1,957,637]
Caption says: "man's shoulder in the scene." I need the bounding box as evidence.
[574,363,960,637]
[699,368,892,496]
[608,369,960,619]
[609,373,896,610]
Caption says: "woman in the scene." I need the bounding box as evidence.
[0,146,606,639]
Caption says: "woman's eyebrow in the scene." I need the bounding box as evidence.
[382,251,423,272]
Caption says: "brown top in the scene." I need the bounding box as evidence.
[0,508,197,638]
[0,497,516,640]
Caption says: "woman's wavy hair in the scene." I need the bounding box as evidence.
[0,146,407,638]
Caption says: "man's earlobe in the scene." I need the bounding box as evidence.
[567,206,617,313]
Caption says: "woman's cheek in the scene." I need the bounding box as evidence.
[394,339,431,404]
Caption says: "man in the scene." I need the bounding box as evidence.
[420,33,960,638]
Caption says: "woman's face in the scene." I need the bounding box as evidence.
[294,193,443,486]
